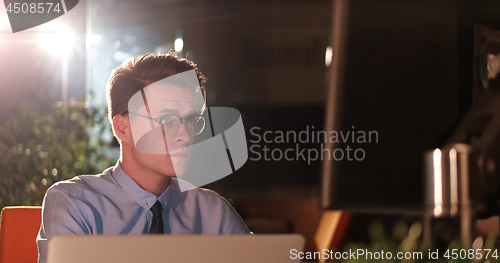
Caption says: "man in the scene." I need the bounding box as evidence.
[36,53,250,263]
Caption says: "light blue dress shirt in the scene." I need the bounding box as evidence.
[36,162,250,263]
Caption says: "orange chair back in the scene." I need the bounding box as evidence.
[0,206,42,263]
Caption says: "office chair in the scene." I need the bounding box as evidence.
[0,206,42,263]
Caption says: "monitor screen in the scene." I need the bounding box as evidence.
[321,0,500,214]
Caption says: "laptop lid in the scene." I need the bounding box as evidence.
[47,234,305,263]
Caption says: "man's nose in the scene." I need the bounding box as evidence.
[175,122,193,142]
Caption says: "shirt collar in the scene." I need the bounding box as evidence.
[111,161,162,210]
[158,177,177,207]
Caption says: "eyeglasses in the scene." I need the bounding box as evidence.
[122,111,206,136]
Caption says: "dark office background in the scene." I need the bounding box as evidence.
[3,0,500,253]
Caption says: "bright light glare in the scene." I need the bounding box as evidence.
[37,26,75,55]
[325,46,333,66]
[174,38,184,52]
[86,34,102,44]
[433,148,442,216]
[0,4,10,32]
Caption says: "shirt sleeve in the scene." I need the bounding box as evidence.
[36,186,91,263]
[219,196,252,234]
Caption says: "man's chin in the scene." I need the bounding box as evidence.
[170,166,187,177]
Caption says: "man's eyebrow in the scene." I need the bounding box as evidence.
[156,108,200,115]
[187,109,199,114]
[157,108,180,114]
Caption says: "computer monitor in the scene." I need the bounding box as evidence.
[321,0,500,214]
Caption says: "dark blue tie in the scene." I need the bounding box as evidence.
[149,201,164,234]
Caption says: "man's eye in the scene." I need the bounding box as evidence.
[161,116,177,124]
[187,116,200,125]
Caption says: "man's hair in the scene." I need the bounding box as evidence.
[106,52,206,135]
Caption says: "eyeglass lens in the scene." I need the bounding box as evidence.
[161,115,205,136]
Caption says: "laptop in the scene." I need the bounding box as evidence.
[47,234,305,263]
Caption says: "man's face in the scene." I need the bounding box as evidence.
[128,83,198,177]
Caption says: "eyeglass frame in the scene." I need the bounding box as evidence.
[121,111,206,136]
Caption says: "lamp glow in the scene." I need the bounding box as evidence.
[174,38,184,52]
[325,46,333,66]
[37,25,75,55]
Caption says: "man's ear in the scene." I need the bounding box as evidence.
[112,114,131,143]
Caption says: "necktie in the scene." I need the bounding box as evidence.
[149,200,164,234]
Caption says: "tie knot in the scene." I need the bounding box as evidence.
[150,201,162,217]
